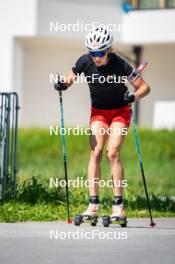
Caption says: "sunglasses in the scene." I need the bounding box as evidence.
[89,50,107,58]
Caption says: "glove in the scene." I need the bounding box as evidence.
[124,90,135,104]
[54,74,68,91]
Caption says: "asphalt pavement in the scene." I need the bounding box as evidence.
[0,218,174,264]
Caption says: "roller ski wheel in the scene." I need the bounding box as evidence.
[111,216,127,227]
[74,214,98,226]
[102,215,111,227]
[74,215,82,226]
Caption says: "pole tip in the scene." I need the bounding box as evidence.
[150,222,156,227]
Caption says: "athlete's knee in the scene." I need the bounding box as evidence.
[107,148,120,163]
[91,148,103,163]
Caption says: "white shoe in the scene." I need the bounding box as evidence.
[82,203,99,218]
[111,203,125,219]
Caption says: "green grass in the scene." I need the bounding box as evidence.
[0,127,175,222]
[0,202,174,223]
[18,127,175,195]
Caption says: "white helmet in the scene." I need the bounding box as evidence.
[85,24,113,51]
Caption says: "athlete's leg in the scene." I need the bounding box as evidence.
[88,121,108,196]
[106,122,128,196]
[106,122,128,218]
[82,121,108,217]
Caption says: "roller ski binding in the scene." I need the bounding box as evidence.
[74,203,99,227]
[102,203,127,227]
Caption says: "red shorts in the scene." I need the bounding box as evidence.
[90,105,131,127]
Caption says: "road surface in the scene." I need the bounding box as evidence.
[0,218,174,264]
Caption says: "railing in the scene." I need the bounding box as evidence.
[0,92,20,200]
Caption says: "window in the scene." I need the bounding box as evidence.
[126,0,175,9]
[166,0,175,7]
[139,0,160,9]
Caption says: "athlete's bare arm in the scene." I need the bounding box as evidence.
[131,76,150,101]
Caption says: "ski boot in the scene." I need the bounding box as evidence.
[74,203,99,226]
[102,203,127,227]
[111,203,127,227]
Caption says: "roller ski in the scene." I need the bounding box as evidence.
[102,203,127,227]
[74,202,99,226]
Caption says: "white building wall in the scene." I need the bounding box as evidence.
[122,9,175,44]
[140,44,175,126]
[0,0,37,91]
[21,38,91,127]
[1,0,175,127]
[37,0,123,41]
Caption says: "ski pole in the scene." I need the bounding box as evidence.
[58,90,72,224]
[132,108,156,227]
[127,60,155,227]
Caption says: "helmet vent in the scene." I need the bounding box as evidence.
[85,24,113,51]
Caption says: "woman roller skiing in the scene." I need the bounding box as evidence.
[54,24,150,226]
